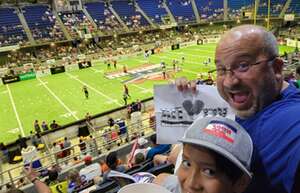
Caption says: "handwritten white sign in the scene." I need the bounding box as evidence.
[154,84,235,144]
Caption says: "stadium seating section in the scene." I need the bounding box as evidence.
[111,0,149,29]
[287,0,300,16]
[0,7,27,47]
[167,0,196,23]
[59,10,94,38]
[22,5,65,42]
[136,0,168,24]
[194,0,224,21]
[0,0,299,47]
[85,1,122,33]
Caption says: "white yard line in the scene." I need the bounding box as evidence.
[6,84,25,137]
[166,51,210,58]
[66,73,123,106]
[37,78,79,120]
[130,84,153,93]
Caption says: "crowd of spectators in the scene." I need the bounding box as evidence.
[0,31,27,47]
[59,11,95,38]
[0,28,196,71]
[97,9,124,34]
[28,8,65,43]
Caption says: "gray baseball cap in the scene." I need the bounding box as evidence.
[179,116,253,178]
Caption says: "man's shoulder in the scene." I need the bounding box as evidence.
[264,99,300,121]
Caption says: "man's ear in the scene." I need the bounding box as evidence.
[233,174,251,193]
[272,57,284,80]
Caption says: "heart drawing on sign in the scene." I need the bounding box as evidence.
[182,100,204,116]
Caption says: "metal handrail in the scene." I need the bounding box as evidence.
[0,116,156,188]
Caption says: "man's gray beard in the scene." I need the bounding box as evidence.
[232,102,258,119]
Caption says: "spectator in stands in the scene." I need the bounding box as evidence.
[107,117,115,127]
[176,25,300,193]
[16,134,27,150]
[153,144,181,167]
[72,156,81,165]
[29,131,36,145]
[45,169,59,186]
[51,142,61,160]
[63,137,72,156]
[50,120,59,130]
[67,169,84,193]
[127,137,150,167]
[136,99,142,111]
[135,138,150,158]
[154,117,253,193]
[0,143,8,164]
[100,159,109,174]
[79,138,87,155]
[146,134,171,160]
[79,155,102,183]
[103,151,127,180]
[31,133,42,148]
[41,121,49,132]
[34,120,41,134]
[86,135,97,156]
[133,152,145,166]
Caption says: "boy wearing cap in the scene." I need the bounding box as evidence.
[155,117,253,193]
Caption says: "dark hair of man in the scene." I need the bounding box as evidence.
[106,151,118,170]
[134,152,145,165]
[48,169,59,182]
[150,134,157,145]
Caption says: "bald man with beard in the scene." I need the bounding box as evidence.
[175,25,300,193]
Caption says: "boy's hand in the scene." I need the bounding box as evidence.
[175,77,197,93]
[24,163,39,182]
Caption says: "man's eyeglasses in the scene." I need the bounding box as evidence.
[212,56,278,77]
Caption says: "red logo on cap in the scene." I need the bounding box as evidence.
[203,123,235,143]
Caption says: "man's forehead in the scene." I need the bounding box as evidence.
[216,34,263,60]
[217,25,264,46]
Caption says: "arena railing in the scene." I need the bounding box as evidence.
[0,115,156,189]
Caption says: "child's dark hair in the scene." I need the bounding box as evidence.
[211,149,244,183]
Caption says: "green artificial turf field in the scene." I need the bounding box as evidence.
[0,43,295,143]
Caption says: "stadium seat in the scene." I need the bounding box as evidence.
[37,143,45,150]
[90,181,118,193]
[147,163,174,176]
[13,155,22,162]
[125,165,142,175]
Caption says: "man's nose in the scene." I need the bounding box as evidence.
[223,70,240,87]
